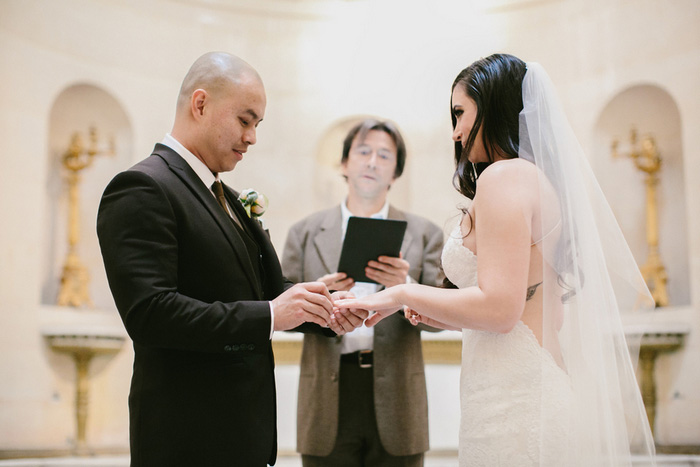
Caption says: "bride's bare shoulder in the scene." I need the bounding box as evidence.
[474,159,539,216]
[478,158,538,187]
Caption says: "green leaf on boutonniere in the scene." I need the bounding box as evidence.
[238,189,268,219]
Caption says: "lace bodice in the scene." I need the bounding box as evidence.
[441,224,478,289]
[442,223,572,466]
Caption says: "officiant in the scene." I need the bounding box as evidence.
[282,118,444,466]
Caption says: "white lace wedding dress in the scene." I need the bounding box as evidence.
[442,224,574,467]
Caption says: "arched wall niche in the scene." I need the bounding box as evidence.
[313,115,411,212]
[591,83,690,307]
[43,83,134,311]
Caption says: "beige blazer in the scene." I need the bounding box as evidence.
[281,205,444,457]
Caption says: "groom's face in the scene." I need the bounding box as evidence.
[198,74,266,173]
[341,129,398,200]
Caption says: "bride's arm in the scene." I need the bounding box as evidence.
[336,161,536,332]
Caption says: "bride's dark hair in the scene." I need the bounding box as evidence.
[446,54,581,301]
[442,54,526,289]
[450,53,527,201]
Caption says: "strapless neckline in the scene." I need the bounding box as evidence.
[453,223,476,256]
[441,224,478,290]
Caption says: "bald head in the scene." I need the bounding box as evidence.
[176,52,262,114]
[171,52,267,173]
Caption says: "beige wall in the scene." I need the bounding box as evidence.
[0,0,698,453]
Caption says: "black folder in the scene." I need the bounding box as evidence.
[337,217,408,284]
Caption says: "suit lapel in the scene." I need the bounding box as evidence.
[313,207,343,276]
[223,185,266,297]
[152,146,262,297]
[223,185,286,299]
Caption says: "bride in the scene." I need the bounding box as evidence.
[334,54,656,466]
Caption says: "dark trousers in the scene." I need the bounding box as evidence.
[301,358,424,467]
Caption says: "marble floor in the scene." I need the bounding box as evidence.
[0,455,454,467]
[1,454,700,467]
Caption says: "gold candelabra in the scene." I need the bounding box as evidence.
[612,128,668,307]
[57,128,113,308]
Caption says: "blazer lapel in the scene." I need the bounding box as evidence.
[224,185,287,299]
[224,185,266,297]
[152,146,261,296]
[313,207,343,276]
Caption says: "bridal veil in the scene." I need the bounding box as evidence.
[519,62,656,465]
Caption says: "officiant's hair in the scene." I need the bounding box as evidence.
[450,54,527,200]
[341,119,406,179]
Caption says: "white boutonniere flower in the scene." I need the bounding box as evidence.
[238,189,268,229]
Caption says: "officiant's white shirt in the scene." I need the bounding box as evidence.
[338,200,389,354]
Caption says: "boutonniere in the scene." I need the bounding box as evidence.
[238,189,268,228]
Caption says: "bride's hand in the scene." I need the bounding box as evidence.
[403,305,461,330]
[404,306,421,326]
[416,314,461,330]
[333,286,404,328]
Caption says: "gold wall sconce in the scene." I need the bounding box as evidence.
[57,128,113,308]
[612,128,668,307]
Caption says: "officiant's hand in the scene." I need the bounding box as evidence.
[272,282,333,331]
[365,253,410,289]
[316,272,355,292]
[328,291,368,335]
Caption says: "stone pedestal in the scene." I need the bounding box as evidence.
[625,320,691,435]
[41,310,126,456]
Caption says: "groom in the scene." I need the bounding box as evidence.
[97,52,362,467]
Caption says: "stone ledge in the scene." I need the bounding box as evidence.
[272,337,462,364]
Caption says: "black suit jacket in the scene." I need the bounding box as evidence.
[97,144,289,467]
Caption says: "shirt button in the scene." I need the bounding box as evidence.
[331,372,338,382]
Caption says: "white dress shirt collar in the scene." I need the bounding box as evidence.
[340,199,390,239]
[161,134,219,189]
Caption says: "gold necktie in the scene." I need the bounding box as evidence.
[212,180,242,228]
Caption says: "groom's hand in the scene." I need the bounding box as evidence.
[272,282,333,331]
[328,291,369,335]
